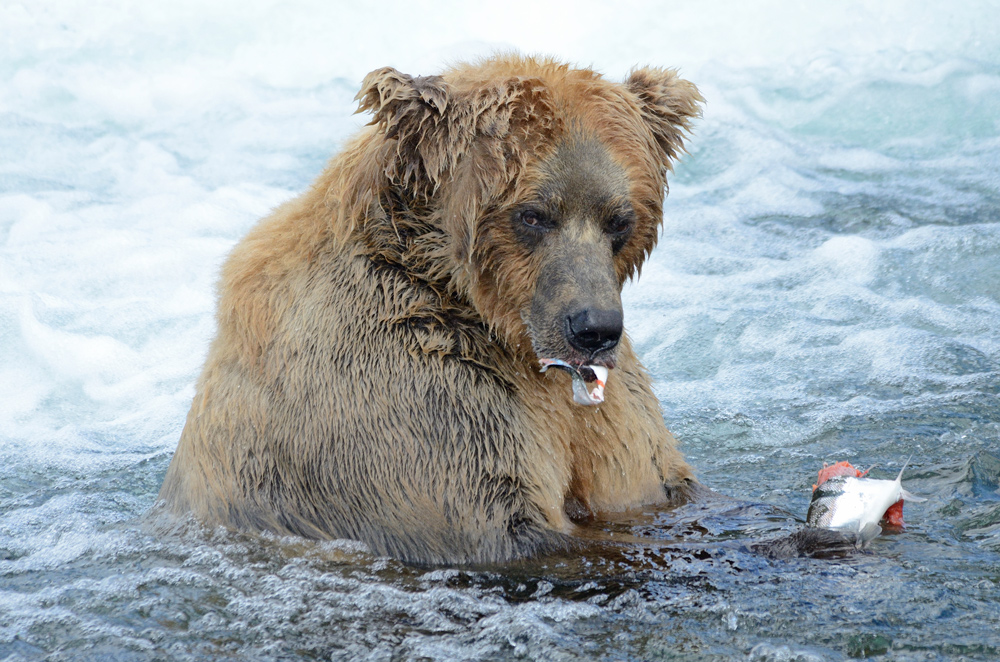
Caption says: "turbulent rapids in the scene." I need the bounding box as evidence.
[2,2,1000,660]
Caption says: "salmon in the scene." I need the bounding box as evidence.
[806,459,925,543]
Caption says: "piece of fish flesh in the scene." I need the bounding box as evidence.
[806,459,926,543]
[539,359,608,406]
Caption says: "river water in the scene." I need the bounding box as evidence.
[2,2,999,660]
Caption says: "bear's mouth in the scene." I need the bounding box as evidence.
[538,358,609,406]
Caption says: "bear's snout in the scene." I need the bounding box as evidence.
[565,307,623,356]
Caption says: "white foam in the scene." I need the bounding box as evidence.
[810,235,880,285]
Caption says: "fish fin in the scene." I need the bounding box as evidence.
[901,488,926,503]
[895,454,914,482]
[858,522,882,544]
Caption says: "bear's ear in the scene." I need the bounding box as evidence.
[356,67,449,123]
[626,67,704,167]
[355,67,456,195]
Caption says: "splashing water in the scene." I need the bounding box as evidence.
[2,1,1000,660]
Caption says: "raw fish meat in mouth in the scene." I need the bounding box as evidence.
[538,358,608,406]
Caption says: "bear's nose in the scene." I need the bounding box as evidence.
[566,308,623,355]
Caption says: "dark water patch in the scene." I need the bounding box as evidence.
[803,394,1000,453]
[936,450,1000,500]
[928,450,1000,550]
[742,172,1000,244]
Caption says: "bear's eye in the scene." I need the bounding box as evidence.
[519,209,547,230]
[606,212,633,236]
[512,207,554,247]
[606,211,634,253]
[515,208,552,234]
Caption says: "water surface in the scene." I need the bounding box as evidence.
[2,2,999,660]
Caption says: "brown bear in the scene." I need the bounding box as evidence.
[157,54,705,565]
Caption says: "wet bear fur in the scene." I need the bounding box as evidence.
[158,55,705,565]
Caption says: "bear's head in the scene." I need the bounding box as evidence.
[353,55,702,377]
